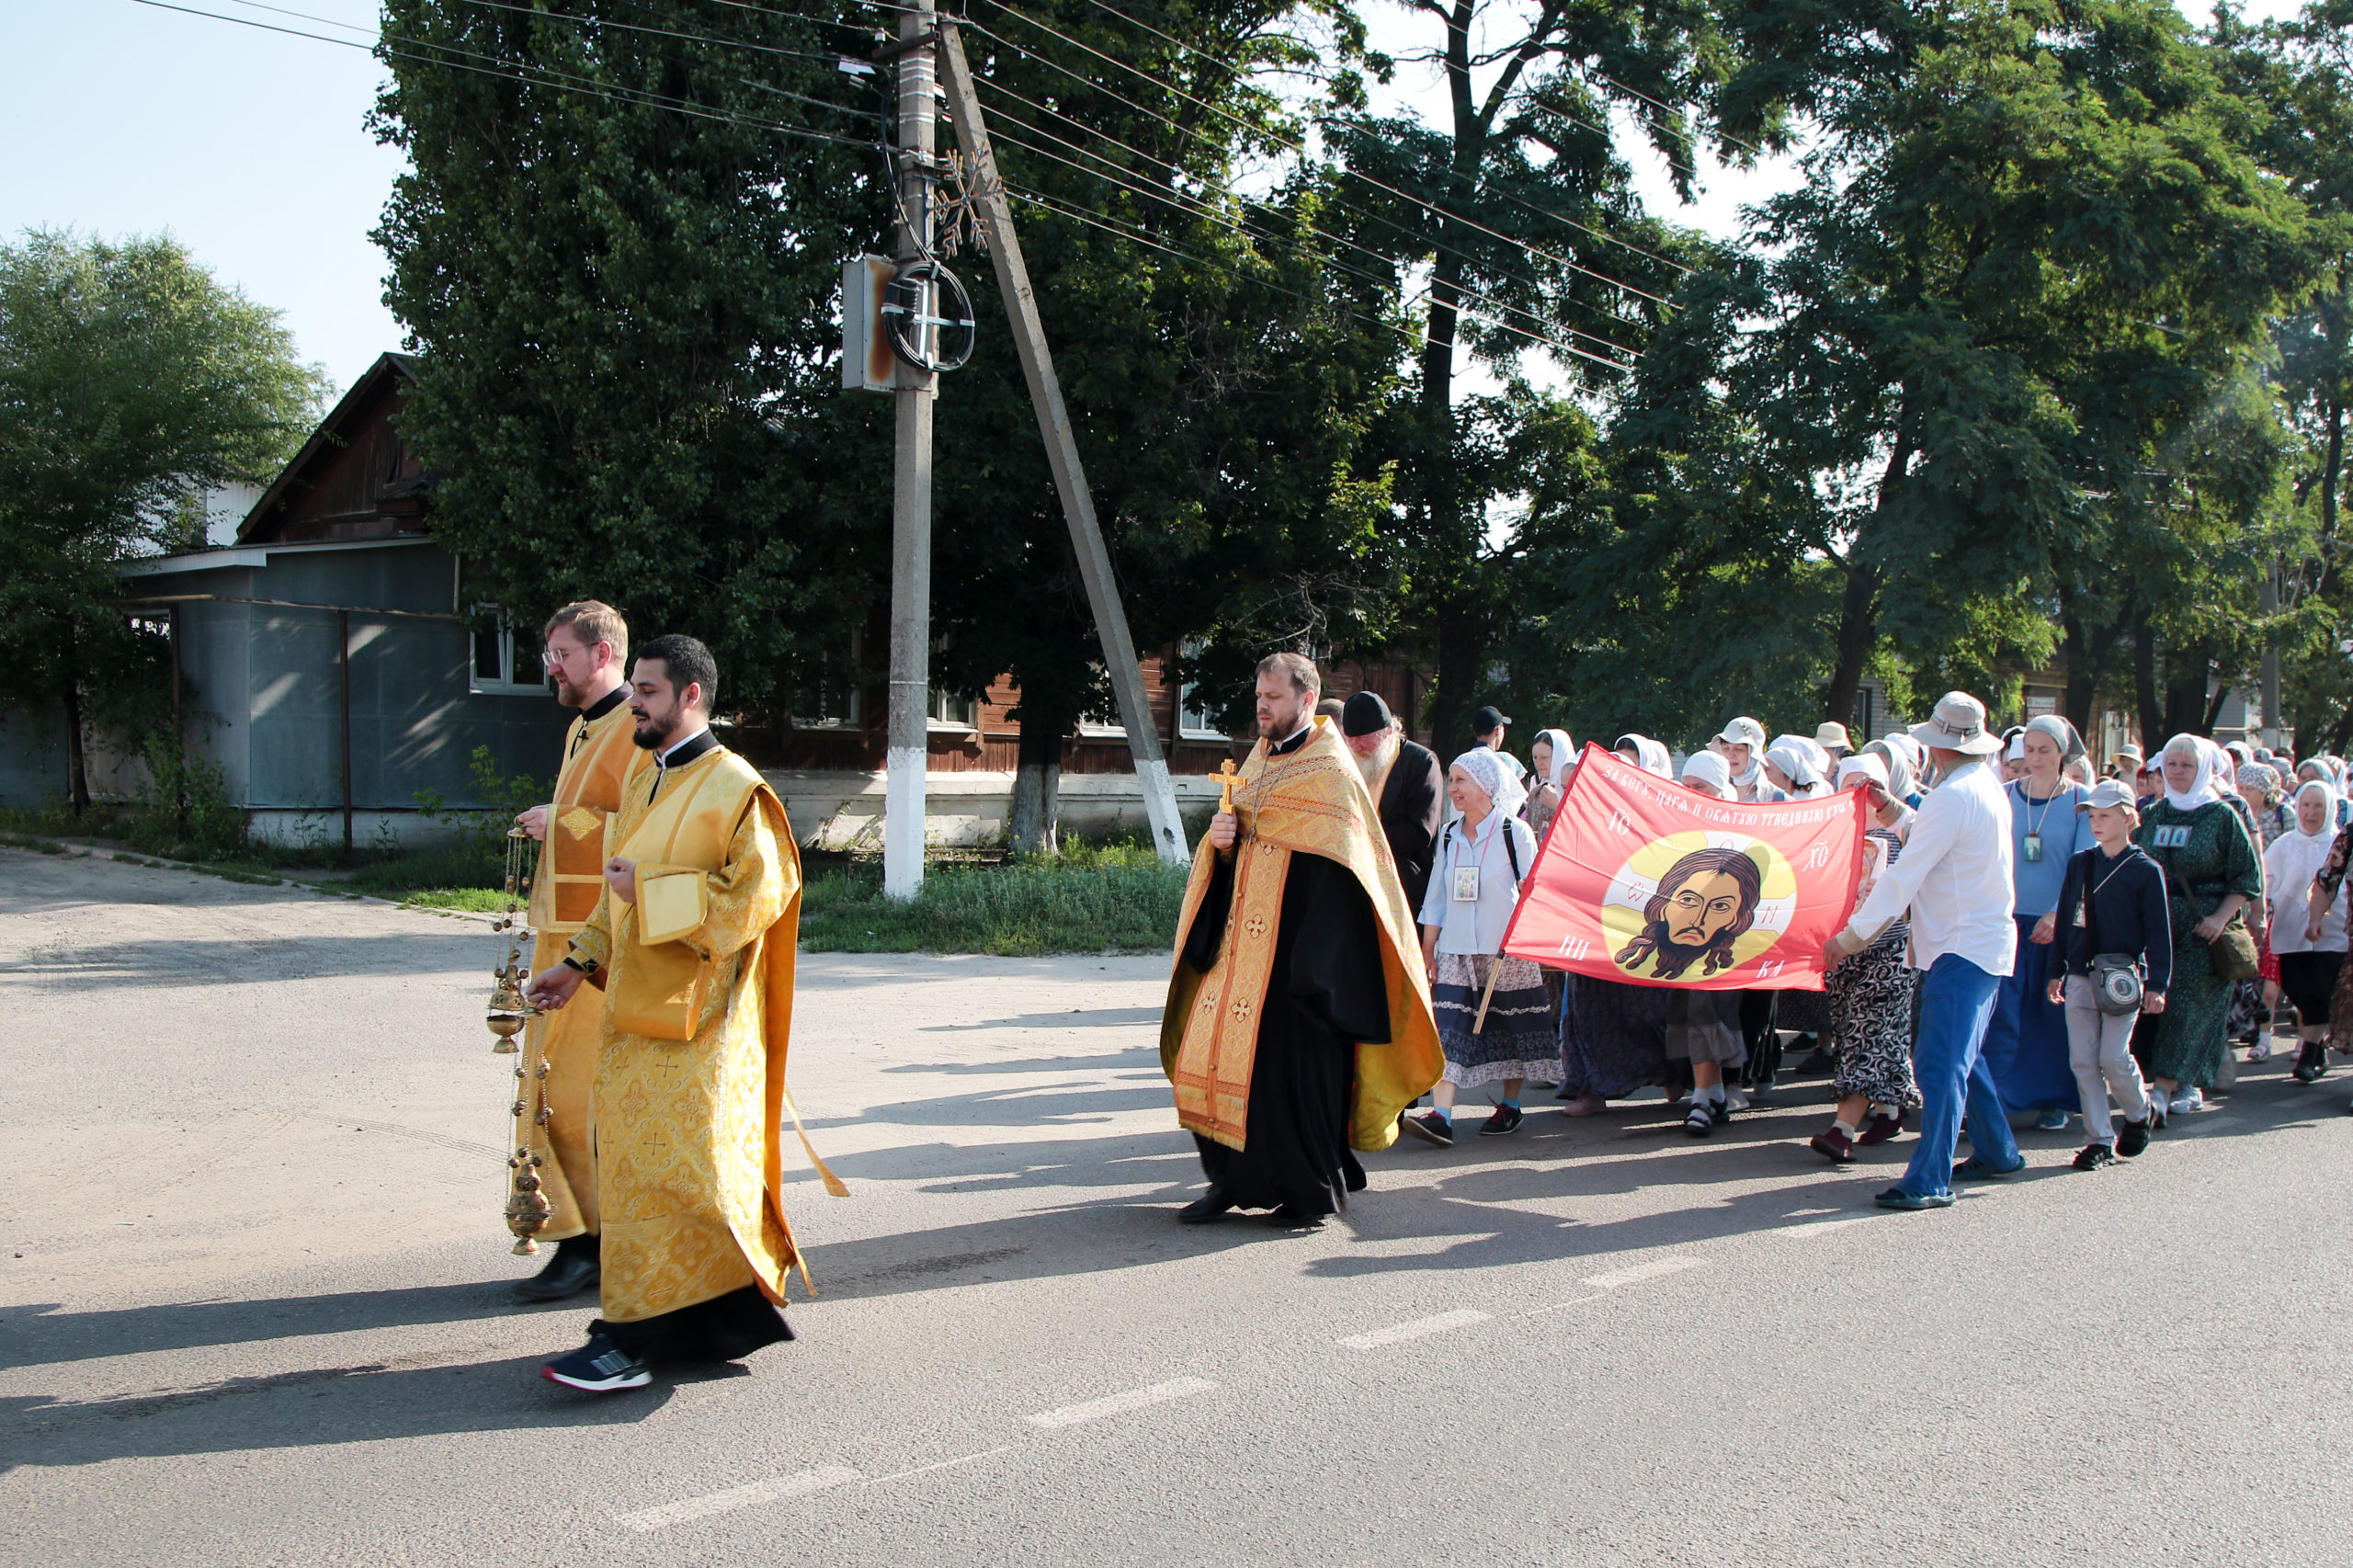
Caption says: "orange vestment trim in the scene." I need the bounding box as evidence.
[1159,716,1443,1153]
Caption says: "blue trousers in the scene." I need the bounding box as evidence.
[1896,952,2018,1197]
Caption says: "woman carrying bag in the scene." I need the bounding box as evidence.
[2047,781,2169,1169]
[2132,735,2263,1116]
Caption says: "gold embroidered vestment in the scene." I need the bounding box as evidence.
[1160,717,1443,1153]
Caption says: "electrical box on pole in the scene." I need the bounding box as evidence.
[841,256,896,394]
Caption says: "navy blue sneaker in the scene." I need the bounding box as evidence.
[542,1335,651,1392]
[1951,1155,2026,1182]
[1873,1187,1955,1210]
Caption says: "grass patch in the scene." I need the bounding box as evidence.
[340,842,506,903]
[798,842,1189,955]
[400,886,517,914]
[0,831,67,855]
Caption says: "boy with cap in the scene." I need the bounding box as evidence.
[1342,691,1445,914]
[2046,780,2168,1169]
[1471,705,1526,783]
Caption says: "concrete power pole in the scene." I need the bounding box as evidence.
[936,23,1190,865]
[2261,558,2282,749]
[882,0,938,901]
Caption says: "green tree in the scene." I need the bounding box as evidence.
[370,0,891,710]
[0,230,322,809]
[1325,0,1731,752]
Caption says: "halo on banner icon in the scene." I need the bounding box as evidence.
[1600,831,1798,983]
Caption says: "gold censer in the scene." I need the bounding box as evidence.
[488,826,552,1255]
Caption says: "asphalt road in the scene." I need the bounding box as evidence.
[2,846,2347,1567]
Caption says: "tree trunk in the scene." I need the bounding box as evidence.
[1823,563,1880,730]
[2160,644,2212,740]
[1008,715,1063,858]
[2059,597,2096,736]
[62,677,91,813]
[1431,599,1483,762]
[2131,609,2161,755]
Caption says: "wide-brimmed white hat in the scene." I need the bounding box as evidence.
[1814,722,1852,753]
[1909,691,2004,756]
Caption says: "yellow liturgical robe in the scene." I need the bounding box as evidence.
[521,690,640,1239]
[567,739,839,1323]
[1161,715,1444,1153]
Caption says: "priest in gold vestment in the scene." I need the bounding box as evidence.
[526,633,838,1392]
[1162,653,1442,1227]
[508,601,638,1303]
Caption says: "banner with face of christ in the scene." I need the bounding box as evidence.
[1500,743,1870,991]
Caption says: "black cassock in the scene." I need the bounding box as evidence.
[1376,739,1445,915]
[1180,845,1392,1217]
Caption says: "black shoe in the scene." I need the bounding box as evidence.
[2072,1142,2117,1171]
[541,1334,651,1392]
[1265,1203,1326,1229]
[1178,1189,1233,1224]
[1479,1104,1526,1137]
[2292,1043,2329,1083]
[2116,1117,2151,1158]
[513,1236,601,1302]
[1401,1110,1455,1147]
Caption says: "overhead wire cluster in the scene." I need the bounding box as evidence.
[136,0,1711,376]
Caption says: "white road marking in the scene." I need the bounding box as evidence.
[1774,1216,1876,1239]
[618,1466,863,1531]
[1027,1376,1217,1428]
[867,1447,1015,1485]
[1517,1293,1607,1318]
[1336,1308,1493,1349]
[1583,1257,1703,1290]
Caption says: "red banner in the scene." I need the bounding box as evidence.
[1501,743,1869,991]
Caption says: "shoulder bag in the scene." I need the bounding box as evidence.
[2077,851,2144,1017]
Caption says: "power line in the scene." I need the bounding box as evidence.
[971,2,1680,304]
[976,89,1637,365]
[961,24,1654,347]
[132,0,881,148]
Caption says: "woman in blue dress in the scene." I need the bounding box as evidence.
[1980,716,2094,1130]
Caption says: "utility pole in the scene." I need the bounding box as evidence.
[936,23,1190,865]
[2261,558,2281,749]
[882,0,938,901]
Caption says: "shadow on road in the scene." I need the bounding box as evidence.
[0,1354,669,1471]
[0,1282,575,1372]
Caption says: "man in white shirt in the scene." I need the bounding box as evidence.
[1823,691,2021,1209]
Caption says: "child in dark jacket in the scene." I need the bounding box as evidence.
[2048,781,2173,1168]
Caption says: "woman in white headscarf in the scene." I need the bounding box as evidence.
[2133,734,2263,1114]
[1612,733,1673,779]
[2269,778,2347,1083]
[1404,750,1552,1146]
[1524,728,1575,845]
[1763,737,1831,801]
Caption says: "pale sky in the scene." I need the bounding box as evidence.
[0,0,2313,402]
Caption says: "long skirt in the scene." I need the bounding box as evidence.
[1558,972,1672,1099]
[2135,915,2234,1088]
[2280,949,2346,1026]
[1827,939,1919,1108]
[1434,952,1557,1087]
[1980,915,2079,1113]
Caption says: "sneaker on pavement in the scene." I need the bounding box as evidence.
[1952,1154,2025,1182]
[1809,1127,1856,1165]
[1480,1104,1526,1137]
[2072,1142,2117,1171]
[2169,1086,2203,1115]
[1874,1187,1955,1210]
[2032,1108,2070,1132]
[1401,1109,1454,1147]
[2116,1116,2151,1157]
[542,1335,652,1392]
[1856,1111,1905,1146]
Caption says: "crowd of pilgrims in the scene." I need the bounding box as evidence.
[1341,698,2353,1180]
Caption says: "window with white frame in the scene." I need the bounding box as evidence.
[470,608,547,695]
[930,685,980,729]
[1176,643,1234,739]
[793,632,864,729]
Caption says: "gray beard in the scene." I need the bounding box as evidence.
[1353,730,1401,788]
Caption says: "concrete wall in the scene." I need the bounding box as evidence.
[769,768,1228,850]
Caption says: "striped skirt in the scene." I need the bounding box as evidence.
[1433,951,1558,1088]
